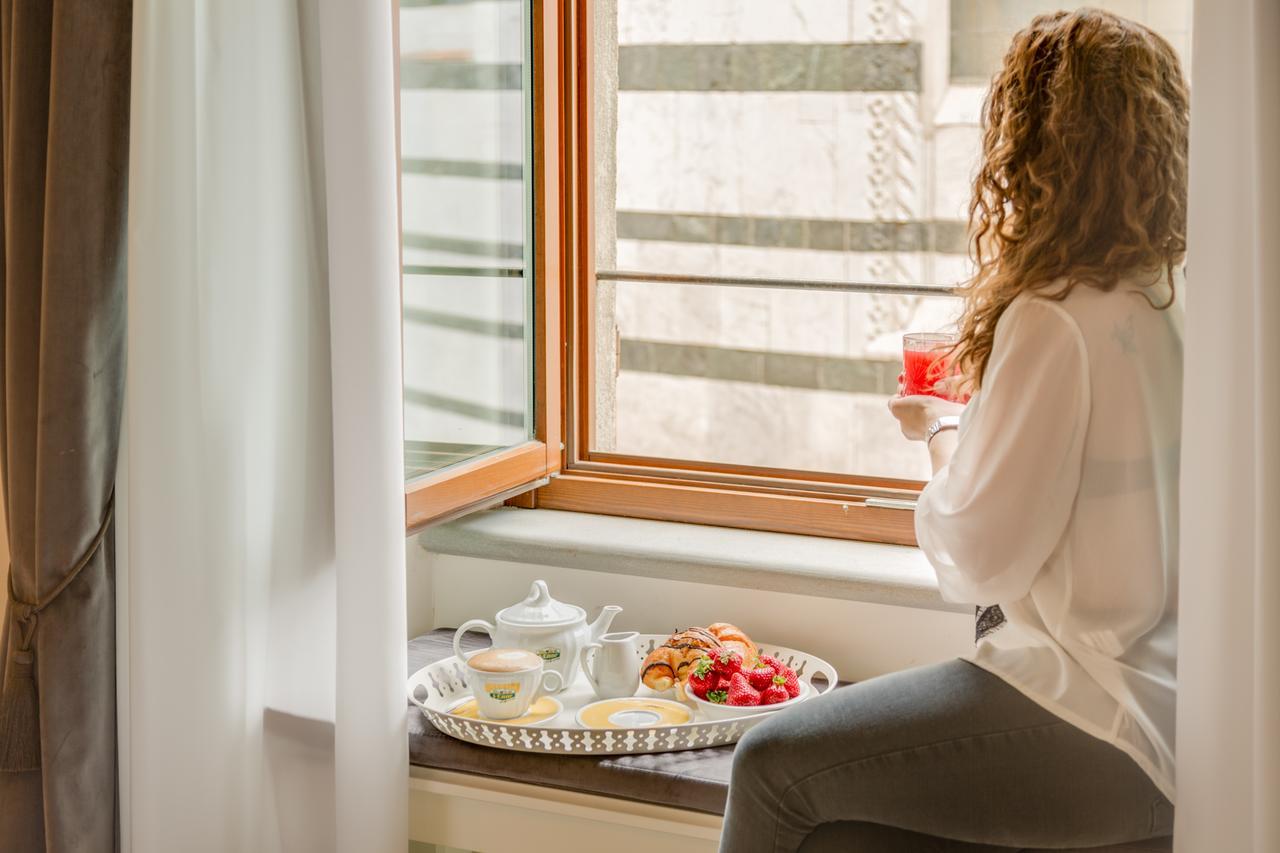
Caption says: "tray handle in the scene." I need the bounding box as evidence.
[808,658,840,696]
[408,677,432,713]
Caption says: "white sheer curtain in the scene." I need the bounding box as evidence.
[118,1,406,851]
[1177,1,1279,851]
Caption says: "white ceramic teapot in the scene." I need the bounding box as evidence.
[452,580,622,689]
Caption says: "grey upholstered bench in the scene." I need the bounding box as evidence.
[408,629,1172,852]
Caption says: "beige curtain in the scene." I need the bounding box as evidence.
[1176,1,1280,851]
[0,1,132,850]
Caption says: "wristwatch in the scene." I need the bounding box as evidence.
[925,415,961,446]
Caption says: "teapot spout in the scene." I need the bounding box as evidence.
[588,605,623,641]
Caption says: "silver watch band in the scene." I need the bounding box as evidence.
[925,415,961,445]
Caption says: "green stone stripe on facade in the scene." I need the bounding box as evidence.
[403,307,525,339]
[400,60,522,90]
[403,231,524,260]
[402,217,964,259]
[404,388,525,427]
[401,43,921,93]
[402,158,523,180]
[620,339,902,396]
[619,43,921,92]
[616,211,968,254]
[928,220,969,255]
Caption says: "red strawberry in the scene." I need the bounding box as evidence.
[711,648,743,677]
[726,671,761,706]
[759,654,786,672]
[686,654,717,699]
[777,667,801,698]
[760,677,790,705]
[745,659,778,691]
[706,689,729,705]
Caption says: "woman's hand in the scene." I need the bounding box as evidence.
[887,394,965,441]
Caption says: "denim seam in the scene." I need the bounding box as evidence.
[768,720,1074,853]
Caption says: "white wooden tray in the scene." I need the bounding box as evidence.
[407,634,838,755]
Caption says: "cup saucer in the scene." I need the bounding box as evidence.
[446,695,562,726]
[575,697,691,730]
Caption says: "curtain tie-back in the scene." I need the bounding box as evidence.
[0,492,115,772]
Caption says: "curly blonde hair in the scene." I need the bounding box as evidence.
[952,8,1189,389]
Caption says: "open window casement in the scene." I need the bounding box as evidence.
[398,0,563,532]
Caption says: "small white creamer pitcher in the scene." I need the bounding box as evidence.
[579,631,641,700]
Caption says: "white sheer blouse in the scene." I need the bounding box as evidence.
[916,272,1182,800]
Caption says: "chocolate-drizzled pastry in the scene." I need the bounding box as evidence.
[640,627,721,691]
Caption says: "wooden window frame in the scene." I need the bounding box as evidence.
[402,0,563,534]
[510,0,925,547]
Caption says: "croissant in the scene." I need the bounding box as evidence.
[708,623,758,668]
[640,627,720,691]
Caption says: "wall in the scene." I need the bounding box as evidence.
[408,544,974,683]
[406,536,435,640]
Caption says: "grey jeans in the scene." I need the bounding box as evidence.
[719,660,1173,852]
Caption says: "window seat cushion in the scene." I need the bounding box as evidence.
[407,630,1173,851]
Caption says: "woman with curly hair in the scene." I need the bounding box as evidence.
[721,9,1186,852]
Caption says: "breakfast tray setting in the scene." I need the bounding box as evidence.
[408,635,837,755]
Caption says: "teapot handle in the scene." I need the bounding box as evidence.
[453,619,495,663]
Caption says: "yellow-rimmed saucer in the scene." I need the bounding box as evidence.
[575,697,691,730]
[446,695,562,727]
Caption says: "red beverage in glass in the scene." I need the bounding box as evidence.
[902,332,959,400]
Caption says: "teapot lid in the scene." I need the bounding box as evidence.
[498,580,584,627]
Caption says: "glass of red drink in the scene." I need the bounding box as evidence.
[902,332,960,400]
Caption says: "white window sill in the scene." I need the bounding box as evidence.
[419,507,968,615]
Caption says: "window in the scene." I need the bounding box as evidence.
[397,0,1192,542]
[397,0,562,530]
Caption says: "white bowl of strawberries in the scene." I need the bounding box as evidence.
[684,648,810,720]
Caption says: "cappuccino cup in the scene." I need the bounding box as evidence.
[465,647,564,720]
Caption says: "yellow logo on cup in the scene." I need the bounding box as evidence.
[536,648,561,662]
[486,682,520,702]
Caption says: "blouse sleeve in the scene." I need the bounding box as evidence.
[915,296,1091,605]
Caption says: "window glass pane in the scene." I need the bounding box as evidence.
[591,0,1191,482]
[611,276,961,478]
[400,0,534,482]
